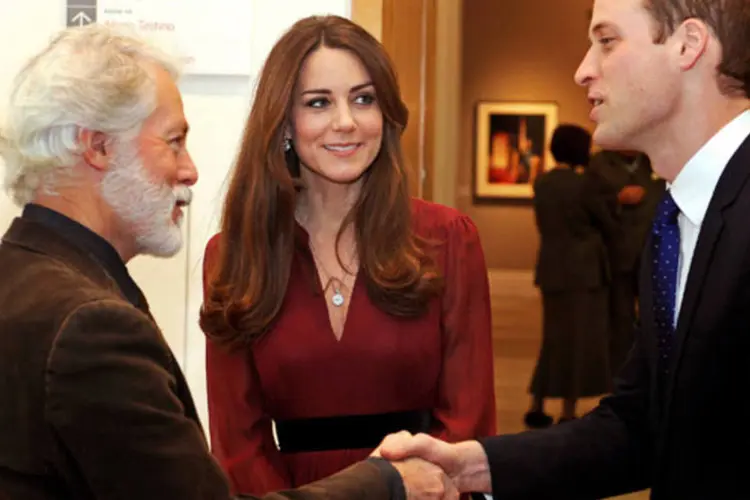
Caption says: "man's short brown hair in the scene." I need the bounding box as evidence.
[644,0,750,96]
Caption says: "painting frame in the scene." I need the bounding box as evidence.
[473,101,559,201]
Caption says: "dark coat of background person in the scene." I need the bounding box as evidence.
[530,126,619,401]
[588,150,665,375]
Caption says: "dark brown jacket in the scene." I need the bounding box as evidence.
[0,215,399,500]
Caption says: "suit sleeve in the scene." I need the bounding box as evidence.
[202,235,293,495]
[45,298,403,500]
[45,299,234,499]
[240,459,404,500]
[432,215,497,442]
[479,322,654,499]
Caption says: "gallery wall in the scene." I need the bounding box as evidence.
[458,0,596,269]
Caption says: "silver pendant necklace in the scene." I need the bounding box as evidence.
[331,286,345,307]
[324,275,349,308]
[308,245,356,308]
[296,205,357,308]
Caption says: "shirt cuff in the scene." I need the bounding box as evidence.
[366,457,406,500]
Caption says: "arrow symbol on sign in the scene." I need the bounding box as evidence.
[71,11,92,26]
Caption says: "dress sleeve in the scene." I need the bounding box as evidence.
[432,215,497,441]
[202,236,293,495]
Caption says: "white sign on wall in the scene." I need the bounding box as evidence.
[66,0,254,76]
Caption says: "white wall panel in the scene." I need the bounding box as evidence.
[0,0,351,432]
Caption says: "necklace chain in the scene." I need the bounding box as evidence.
[308,243,357,307]
[295,204,357,307]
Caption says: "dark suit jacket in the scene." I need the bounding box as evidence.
[480,135,750,499]
[532,166,618,292]
[0,215,399,500]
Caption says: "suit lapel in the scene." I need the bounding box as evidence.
[666,211,722,381]
[658,210,724,430]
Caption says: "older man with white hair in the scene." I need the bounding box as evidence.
[0,24,454,500]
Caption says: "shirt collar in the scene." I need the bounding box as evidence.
[670,109,750,226]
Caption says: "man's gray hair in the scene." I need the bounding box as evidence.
[0,23,181,206]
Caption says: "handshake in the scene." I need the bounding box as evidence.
[370,432,491,500]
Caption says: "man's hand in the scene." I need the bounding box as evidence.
[389,457,458,500]
[373,432,491,494]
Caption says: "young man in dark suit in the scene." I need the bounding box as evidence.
[0,24,454,500]
[377,0,750,498]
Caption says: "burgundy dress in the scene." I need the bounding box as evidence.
[202,199,496,497]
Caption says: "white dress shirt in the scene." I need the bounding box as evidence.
[669,109,750,325]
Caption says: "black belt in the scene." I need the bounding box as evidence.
[275,409,433,453]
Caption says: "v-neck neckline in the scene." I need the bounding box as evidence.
[295,221,359,344]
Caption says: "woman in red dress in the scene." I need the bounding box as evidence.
[200,15,496,497]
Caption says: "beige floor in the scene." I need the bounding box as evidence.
[488,269,648,500]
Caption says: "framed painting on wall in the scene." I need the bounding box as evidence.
[474,101,558,200]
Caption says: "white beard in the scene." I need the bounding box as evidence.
[100,144,192,258]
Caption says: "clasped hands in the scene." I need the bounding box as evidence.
[371,431,489,500]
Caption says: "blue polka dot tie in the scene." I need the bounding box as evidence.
[651,190,680,374]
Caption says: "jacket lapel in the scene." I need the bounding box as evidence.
[666,212,722,383]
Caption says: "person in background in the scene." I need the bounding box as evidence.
[588,149,665,375]
[0,23,453,500]
[525,124,617,428]
[200,14,496,498]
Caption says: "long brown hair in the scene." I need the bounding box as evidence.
[200,15,441,349]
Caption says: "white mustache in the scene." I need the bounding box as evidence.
[173,185,193,206]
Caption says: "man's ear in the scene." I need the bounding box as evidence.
[78,129,112,172]
[674,18,710,71]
